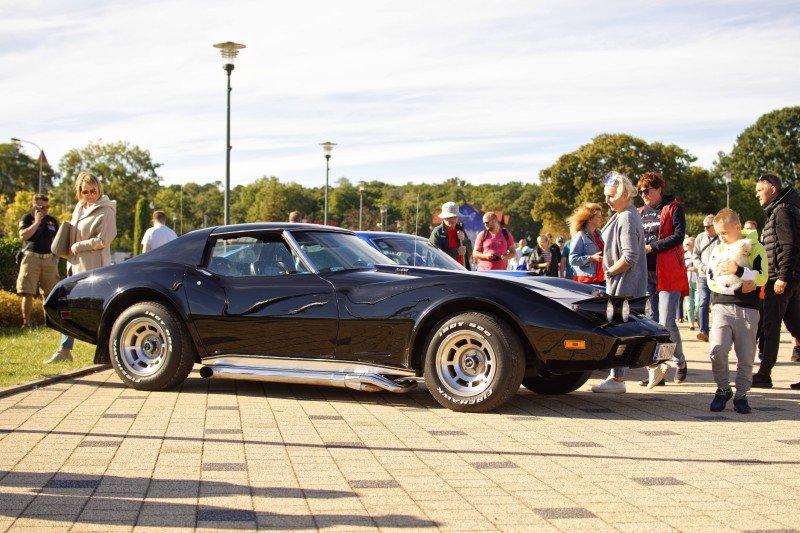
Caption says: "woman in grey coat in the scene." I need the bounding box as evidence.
[591,171,648,393]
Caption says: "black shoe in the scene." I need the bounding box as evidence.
[791,347,800,363]
[674,363,688,384]
[790,382,800,390]
[733,396,751,414]
[751,374,773,389]
[710,388,733,412]
[638,378,666,387]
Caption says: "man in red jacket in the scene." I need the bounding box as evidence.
[638,171,690,387]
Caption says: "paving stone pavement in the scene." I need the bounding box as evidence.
[1,323,798,532]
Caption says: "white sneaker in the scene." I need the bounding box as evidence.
[591,376,626,393]
[44,352,73,364]
[647,363,668,389]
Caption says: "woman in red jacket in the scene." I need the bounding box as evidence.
[638,171,690,387]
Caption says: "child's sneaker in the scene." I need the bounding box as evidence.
[733,396,751,414]
[710,388,732,412]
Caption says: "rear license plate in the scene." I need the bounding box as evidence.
[653,343,676,362]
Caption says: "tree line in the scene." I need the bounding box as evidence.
[2,106,798,253]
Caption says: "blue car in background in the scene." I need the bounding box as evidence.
[355,231,467,270]
[356,231,531,277]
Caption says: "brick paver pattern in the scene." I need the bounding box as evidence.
[1,324,798,532]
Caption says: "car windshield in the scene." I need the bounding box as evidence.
[293,231,395,272]
[370,236,465,270]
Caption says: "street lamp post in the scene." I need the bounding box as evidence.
[11,137,43,194]
[357,181,365,230]
[213,41,246,226]
[380,205,387,232]
[724,172,732,209]
[320,142,336,225]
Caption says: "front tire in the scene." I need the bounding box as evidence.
[109,301,195,391]
[424,312,525,413]
[522,370,592,395]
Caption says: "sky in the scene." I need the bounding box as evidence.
[2,0,799,189]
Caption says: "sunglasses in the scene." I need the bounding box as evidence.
[603,173,619,186]
[37,205,50,209]
[638,188,652,196]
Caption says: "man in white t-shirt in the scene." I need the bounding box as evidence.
[141,210,178,253]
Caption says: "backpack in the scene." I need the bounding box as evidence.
[479,228,510,251]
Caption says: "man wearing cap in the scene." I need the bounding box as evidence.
[430,201,472,270]
[692,214,719,342]
[752,173,800,390]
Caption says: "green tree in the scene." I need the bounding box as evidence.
[59,140,162,251]
[717,106,800,186]
[3,190,34,238]
[0,142,56,200]
[132,197,149,255]
[715,106,800,226]
[533,133,703,236]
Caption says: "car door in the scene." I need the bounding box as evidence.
[183,231,339,359]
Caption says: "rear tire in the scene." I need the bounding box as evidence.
[109,301,195,391]
[424,312,525,413]
[522,370,592,395]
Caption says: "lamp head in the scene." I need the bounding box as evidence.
[319,141,337,158]
[213,41,246,71]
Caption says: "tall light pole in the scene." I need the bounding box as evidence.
[380,204,387,232]
[357,181,365,230]
[11,137,43,194]
[213,41,246,225]
[724,172,732,209]
[320,142,336,225]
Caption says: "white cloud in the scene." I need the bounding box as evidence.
[2,0,798,189]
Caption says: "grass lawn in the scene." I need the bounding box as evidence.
[0,326,97,388]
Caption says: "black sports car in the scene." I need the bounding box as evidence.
[45,223,673,413]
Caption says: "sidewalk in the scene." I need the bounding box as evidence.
[0,322,798,532]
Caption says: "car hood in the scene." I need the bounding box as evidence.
[472,271,602,304]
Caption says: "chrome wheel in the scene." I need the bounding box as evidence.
[119,317,167,377]
[435,330,496,396]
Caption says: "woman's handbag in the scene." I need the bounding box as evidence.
[51,221,73,259]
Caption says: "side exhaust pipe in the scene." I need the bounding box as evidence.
[199,363,416,393]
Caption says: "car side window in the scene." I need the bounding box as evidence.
[207,235,308,277]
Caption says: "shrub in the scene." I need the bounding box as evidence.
[0,290,45,327]
[0,237,23,291]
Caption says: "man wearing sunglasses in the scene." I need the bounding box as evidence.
[638,171,690,387]
[16,194,60,329]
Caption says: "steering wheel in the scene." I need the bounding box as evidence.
[209,256,235,276]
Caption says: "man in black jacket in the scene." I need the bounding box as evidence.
[752,174,800,389]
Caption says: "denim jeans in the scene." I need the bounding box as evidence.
[645,274,685,364]
[697,276,711,335]
[60,334,74,351]
[686,281,697,323]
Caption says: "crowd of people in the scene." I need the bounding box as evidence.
[430,170,800,411]
[17,168,800,409]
